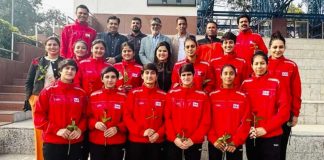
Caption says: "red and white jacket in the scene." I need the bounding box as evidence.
[124,85,166,143]
[165,87,211,143]
[88,88,127,145]
[241,73,290,138]
[208,88,251,147]
[210,53,249,89]
[197,42,223,63]
[236,29,268,75]
[74,57,111,95]
[60,20,96,59]
[172,58,215,93]
[34,80,87,144]
[113,60,143,93]
[268,56,302,117]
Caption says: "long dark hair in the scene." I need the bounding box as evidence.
[154,41,172,73]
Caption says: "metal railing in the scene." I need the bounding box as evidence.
[0,47,19,60]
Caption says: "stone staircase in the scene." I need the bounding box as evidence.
[0,73,31,125]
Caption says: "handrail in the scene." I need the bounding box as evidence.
[0,47,19,60]
[0,48,19,54]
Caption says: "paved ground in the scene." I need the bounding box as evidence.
[0,154,34,160]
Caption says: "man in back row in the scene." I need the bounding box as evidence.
[60,5,96,59]
[127,17,147,65]
[97,16,128,64]
[139,17,171,65]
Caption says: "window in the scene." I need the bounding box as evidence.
[147,0,196,6]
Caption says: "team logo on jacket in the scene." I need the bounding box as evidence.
[73,98,80,103]
[262,90,270,96]
[132,73,139,77]
[114,104,121,109]
[197,71,202,76]
[193,102,199,107]
[281,72,288,77]
[155,101,161,107]
[233,104,239,109]
[85,33,90,38]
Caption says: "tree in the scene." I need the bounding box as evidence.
[0,0,42,35]
[37,9,67,36]
[226,0,252,12]
[287,3,304,14]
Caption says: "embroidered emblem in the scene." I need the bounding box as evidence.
[233,104,239,109]
[114,104,121,109]
[193,102,199,107]
[73,98,80,103]
[262,90,270,96]
[155,101,161,107]
[282,72,288,77]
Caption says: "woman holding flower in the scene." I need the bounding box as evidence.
[88,66,127,160]
[165,63,211,160]
[241,51,290,160]
[208,64,250,160]
[34,59,87,160]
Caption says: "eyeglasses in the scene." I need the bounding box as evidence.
[185,45,196,49]
[151,24,160,26]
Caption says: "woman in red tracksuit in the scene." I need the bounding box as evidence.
[210,32,249,89]
[165,63,211,160]
[74,39,111,95]
[267,31,302,160]
[172,36,215,93]
[208,64,250,160]
[241,51,290,160]
[113,42,142,93]
[88,66,127,160]
[34,59,87,160]
[73,40,89,65]
[124,63,166,160]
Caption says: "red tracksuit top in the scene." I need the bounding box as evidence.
[172,58,215,93]
[197,42,223,63]
[236,30,268,75]
[208,88,251,147]
[124,85,166,143]
[88,88,127,145]
[60,20,96,59]
[268,56,302,117]
[34,80,87,144]
[74,57,111,95]
[241,73,290,138]
[113,60,143,93]
[210,53,249,89]
[165,87,211,143]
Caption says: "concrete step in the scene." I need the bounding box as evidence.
[0,120,323,160]
[0,110,31,123]
[299,101,324,125]
[12,79,26,86]
[0,154,34,160]
[0,101,24,111]
[0,93,25,101]
[0,85,25,93]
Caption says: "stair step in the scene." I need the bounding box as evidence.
[0,110,31,123]
[0,101,24,111]
[22,73,28,79]
[0,85,25,93]
[0,93,25,101]
[12,79,26,86]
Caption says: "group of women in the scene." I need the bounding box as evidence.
[25,30,301,160]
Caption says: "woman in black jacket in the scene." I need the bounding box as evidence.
[24,36,63,160]
[154,41,172,92]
